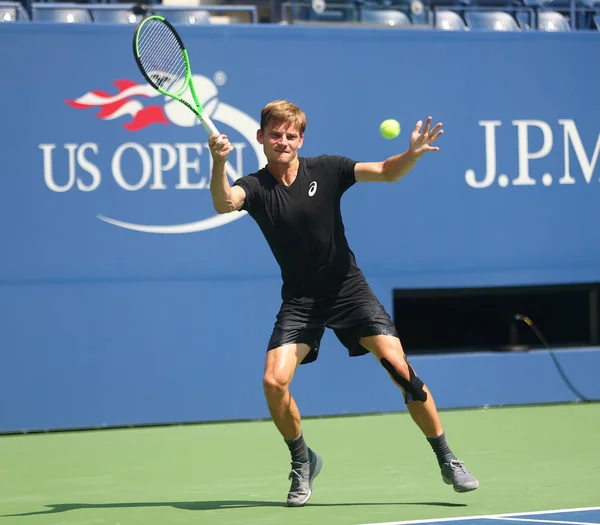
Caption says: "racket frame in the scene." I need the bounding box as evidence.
[133,15,219,136]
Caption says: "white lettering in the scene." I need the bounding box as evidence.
[512,120,553,186]
[76,143,101,192]
[41,143,78,193]
[465,121,501,189]
[42,140,252,193]
[112,142,152,191]
[175,143,204,189]
[559,119,600,185]
[149,143,177,190]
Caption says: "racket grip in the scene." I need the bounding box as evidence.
[201,116,220,137]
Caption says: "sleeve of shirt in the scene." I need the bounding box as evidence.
[323,155,358,194]
[232,175,259,213]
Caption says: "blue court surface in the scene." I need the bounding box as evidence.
[360,507,600,525]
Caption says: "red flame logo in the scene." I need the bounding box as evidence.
[66,79,169,131]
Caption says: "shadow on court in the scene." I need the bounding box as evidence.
[2,500,467,516]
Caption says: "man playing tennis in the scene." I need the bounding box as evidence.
[208,100,478,507]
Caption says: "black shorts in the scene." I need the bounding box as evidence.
[267,284,398,365]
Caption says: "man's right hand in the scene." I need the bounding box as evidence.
[209,133,234,163]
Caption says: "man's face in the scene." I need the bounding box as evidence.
[257,121,304,165]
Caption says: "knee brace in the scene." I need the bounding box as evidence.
[380,358,428,403]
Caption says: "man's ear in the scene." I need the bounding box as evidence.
[257,129,264,144]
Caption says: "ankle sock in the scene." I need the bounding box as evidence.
[285,433,309,464]
[427,431,455,467]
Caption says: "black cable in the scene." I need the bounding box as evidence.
[513,314,590,403]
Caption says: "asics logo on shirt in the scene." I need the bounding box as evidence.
[308,181,318,197]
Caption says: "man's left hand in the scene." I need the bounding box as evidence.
[410,117,443,157]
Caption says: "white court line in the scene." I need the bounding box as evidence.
[358,506,600,525]
[490,517,600,525]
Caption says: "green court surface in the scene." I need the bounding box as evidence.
[1,403,599,525]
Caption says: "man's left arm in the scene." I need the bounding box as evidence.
[355,117,443,183]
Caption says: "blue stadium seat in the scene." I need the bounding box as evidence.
[427,0,470,26]
[369,0,427,23]
[91,8,142,24]
[0,6,17,21]
[435,9,468,28]
[521,0,587,28]
[33,5,92,23]
[0,1,29,21]
[465,10,520,29]
[467,0,534,29]
[154,9,211,24]
[538,10,570,29]
[294,0,358,22]
[361,8,412,24]
[595,13,600,28]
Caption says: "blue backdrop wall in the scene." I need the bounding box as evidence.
[0,25,599,432]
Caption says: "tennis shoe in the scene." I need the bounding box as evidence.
[441,458,479,492]
[286,449,323,507]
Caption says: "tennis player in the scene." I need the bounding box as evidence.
[208,100,478,506]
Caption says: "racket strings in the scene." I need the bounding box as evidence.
[137,19,188,94]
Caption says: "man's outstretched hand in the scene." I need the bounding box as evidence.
[410,117,443,157]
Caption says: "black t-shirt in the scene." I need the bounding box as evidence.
[233,155,365,301]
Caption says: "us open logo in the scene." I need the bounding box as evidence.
[43,73,267,234]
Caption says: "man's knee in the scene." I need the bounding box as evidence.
[380,358,428,403]
[263,371,290,396]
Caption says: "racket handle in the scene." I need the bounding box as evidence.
[201,116,220,137]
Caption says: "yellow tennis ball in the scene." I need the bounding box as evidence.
[380,119,401,140]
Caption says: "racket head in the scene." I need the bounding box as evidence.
[132,14,220,136]
[133,15,191,98]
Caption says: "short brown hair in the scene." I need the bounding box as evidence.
[260,100,307,135]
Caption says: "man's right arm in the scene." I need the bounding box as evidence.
[208,133,247,214]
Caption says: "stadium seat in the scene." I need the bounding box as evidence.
[154,9,211,24]
[427,0,470,26]
[361,8,412,25]
[465,10,520,29]
[91,9,142,24]
[370,0,427,23]
[538,10,570,29]
[296,0,359,22]
[0,1,29,21]
[308,8,349,21]
[435,9,468,28]
[467,0,535,29]
[521,0,588,28]
[33,6,92,23]
[595,13,600,28]
[0,6,17,21]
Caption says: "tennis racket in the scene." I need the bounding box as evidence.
[133,15,219,137]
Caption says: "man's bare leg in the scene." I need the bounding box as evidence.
[263,343,309,441]
[360,334,479,493]
[263,343,323,506]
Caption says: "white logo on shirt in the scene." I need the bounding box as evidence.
[308,181,318,197]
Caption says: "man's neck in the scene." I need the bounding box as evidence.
[267,157,300,186]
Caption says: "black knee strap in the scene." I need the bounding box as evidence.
[381,358,428,403]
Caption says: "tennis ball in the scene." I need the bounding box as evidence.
[380,119,401,140]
